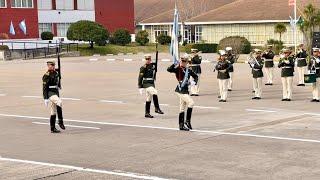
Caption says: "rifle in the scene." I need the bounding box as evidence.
[154,42,159,81]
[56,43,62,89]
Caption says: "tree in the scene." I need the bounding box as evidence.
[136,30,149,46]
[41,31,54,40]
[274,23,287,42]
[112,29,131,46]
[298,3,320,52]
[67,20,109,48]
[157,34,171,45]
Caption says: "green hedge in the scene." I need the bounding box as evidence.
[41,31,54,40]
[0,45,9,51]
[185,43,218,53]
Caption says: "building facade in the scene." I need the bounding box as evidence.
[0,0,134,39]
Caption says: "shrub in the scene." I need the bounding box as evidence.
[136,30,149,46]
[157,34,171,45]
[0,45,9,51]
[41,31,54,40]
[218,36,252,54]
[185,43,218,53]
[67,20,109,48]
[112,29,131,46]
[0,33,9,40]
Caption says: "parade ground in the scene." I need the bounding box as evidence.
[1,55,320,180]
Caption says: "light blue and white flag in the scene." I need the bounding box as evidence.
[170,4,180,65]
[9,21,15,35]
[19,20,27,35]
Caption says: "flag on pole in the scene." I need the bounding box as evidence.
[170,4,180,65]
[9,21,15,35]
[19,20,27,35]
[288,0,296,6]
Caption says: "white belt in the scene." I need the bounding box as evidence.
[265,59,273,62]
[297,58,306,61]
[49,85,58,89]
[282,66,293,69]
[190,64,200,67]
[253,68,261,71]
[143,78,154,80]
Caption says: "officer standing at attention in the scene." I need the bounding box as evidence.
[225,47,236,91]
[215,50,231,102]
[42,61,65,133]
[167,54,198,131]
[189,49,202,96]
[278,48,295,101]
[308,48,320,102]
[250,49,264,100]
[138,54,164,118]
[296,44,308,86]
[262,45,275,85]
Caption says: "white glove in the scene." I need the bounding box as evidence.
[280,54,285,59]
[284,60,289,64]
[190,81,196,86]
[316,58,320,64]
[44,99,49,107]
[139,88,144,95]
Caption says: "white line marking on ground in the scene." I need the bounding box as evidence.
[61,97,81,101]
[124,59,133,62]
[0,157,169,180]
[194,106,220,110]
[107,59,116,61]
[245,109,277,113]
[89,58,98,61]
[99,100,124,104]
[22,96,81,101]
[32,122,101,130]
[0,94,6,96]
[159,104,169,106]
[161,59,170,62]
[22,96,42,98]
[2,113,320,144]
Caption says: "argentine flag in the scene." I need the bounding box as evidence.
[9,21,15,35]
[170,5,180,65]
[19,20,27,35]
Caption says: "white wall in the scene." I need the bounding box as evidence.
[38,10,95,23]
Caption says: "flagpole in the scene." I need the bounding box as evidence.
[294,0,297,54]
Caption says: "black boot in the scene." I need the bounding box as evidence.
[145,101,154,118]
[153,95,164,114]
[56,106,65,130]
[179,112,189,131]
[185,108,193,130]
[50,115,60,133]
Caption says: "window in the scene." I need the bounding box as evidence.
[195,26,202,43]
[37,0,52,9]
[11,0,33,8]
[39,23,53,37]
[0,0,6,8]
[57,23,71,37]
[56,0,73,10]
[77,0,94,10]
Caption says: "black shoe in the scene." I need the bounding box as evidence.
[287,99,291,101]
[155,109,164,114]
[194,94,199,96]
[265,83,270,86]
[58,121,65,130]
[221,100,227,102]
[228,89,232,91]
[301,84,305,86]
[252,97,258,100]
[311,99,319,102]
[145,113,154,118]
[282,99,287,101]
[219,99,223,102]
[252,90,255,93]
[256,97,261,100]
[190,94,195,96]
[179,124,190,131]
[51,128,61,133]
[185,108,193,130]
[185,122,192,130]
[316,100,320,102]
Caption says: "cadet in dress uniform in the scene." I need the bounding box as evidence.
[262,45,275,85]
[250,49,264,100]
[138,54,164,118]
[278,48,295,101]
[215,50,231,102]
[167,55,198,131]
[42,61,65,133]
[189,49,202,96]
[308,48,320,102]
[296,44,308,86]
[226,47,236,91]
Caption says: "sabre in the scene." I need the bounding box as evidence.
[56,42,62,89]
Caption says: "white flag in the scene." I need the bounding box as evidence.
[19,20,27,35]
[9,21,15,35]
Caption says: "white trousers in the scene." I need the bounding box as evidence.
[190,74,200,95]
[49,95,62,115]
[312,78,320,100]
[176,93,194,112]
[265,68,273,84]
[218,79,229,100]
[281,77,293,99]
[145,87,158,102]
[297,67,306,84]
[253,78,262,98]
[228,72,233,90]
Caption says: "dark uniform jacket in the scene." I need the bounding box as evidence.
[251,57,264,78]
[262,50,275,68]
[42,70,60,100]
[308,56,320,78]
[167,64,198,94]
[138,63,156,88]
[278,56,295,77]
[215,60,231,79]
[296,50,308,67]
[226,53,236,72]
[190,55,202,74]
